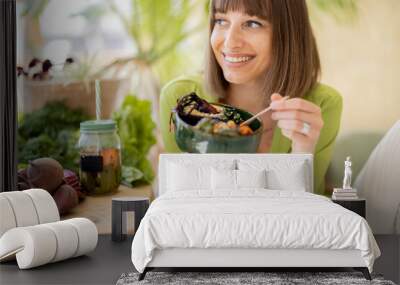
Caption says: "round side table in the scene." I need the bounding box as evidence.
[111,197,149,242]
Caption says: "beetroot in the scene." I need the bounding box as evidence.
[27,157,64,193]
[63,169,85,201]
[53,184,79,215]
[63,169,81,191]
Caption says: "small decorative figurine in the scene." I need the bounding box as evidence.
[342,156,352,190]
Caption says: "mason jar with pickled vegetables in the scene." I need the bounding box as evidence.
[78,120,121,195]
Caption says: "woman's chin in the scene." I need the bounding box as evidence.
[223,73,251,85]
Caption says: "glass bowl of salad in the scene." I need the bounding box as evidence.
[171,92,263,153]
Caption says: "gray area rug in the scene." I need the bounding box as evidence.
[116,271,396,285]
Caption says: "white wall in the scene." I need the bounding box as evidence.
[312,0,400,186]
[314,0,400,136]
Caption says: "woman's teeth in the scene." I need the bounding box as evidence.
[224,56,253,63]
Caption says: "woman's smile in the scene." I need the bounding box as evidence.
[223,53,255,66]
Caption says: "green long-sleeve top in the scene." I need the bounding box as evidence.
[159,74,343,196]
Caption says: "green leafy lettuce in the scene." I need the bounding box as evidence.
[113,95,156,186]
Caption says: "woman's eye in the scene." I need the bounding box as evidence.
[215,19,227,26]
[246,20,262,28]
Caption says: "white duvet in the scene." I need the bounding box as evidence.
[131,190,380,273]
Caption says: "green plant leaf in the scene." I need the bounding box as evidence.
[113,94,157,186]
[18,101,88,140]
[121,165,144,185]
[18,102,88,172]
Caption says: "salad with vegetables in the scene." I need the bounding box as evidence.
[172,92,255,136]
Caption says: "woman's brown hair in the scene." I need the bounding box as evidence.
[205,0,321,101]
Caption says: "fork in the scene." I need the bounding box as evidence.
[239,96,290,127]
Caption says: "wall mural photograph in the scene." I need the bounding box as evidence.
[0,0,399,284]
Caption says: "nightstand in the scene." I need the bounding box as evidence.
[332,198,366,218]
[111,197,150,242]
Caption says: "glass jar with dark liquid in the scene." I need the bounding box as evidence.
[79,120,121,195]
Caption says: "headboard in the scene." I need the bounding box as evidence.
[157,153,313,197]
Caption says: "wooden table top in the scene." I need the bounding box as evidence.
[62,184,153,234]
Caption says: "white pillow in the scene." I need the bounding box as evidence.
[238,159,307,191]
[236,169,267,189]
[166,159,236,192]
[266,167,306,191]
[167,162,211,191]
[211,169,267,190]
[211,168,236,190]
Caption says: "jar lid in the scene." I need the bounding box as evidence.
[80,120,116,132]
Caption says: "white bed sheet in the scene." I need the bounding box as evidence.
[131,190,380,273]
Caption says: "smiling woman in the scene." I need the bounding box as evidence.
[159,0,343,196]
[206,0,320,101]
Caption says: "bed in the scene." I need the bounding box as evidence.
[131,154,380,280]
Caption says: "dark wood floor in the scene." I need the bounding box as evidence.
[0,235,398,285]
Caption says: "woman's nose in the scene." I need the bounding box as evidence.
[224,25,244,50]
